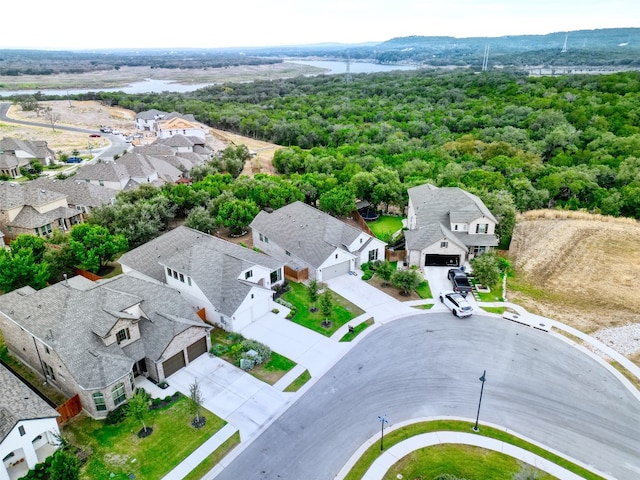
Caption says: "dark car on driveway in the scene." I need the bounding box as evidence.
[66,156,83,163]
[447,268,473,297]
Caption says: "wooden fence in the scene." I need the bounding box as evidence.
[73,268,102,282]
[284,266,308,282]
[56,394,82,425]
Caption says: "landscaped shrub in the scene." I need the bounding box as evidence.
[152,397,163,407]
[104,403,130,425]
[361,262,374,280]
[240,339,271,364]
[210,343,229,356]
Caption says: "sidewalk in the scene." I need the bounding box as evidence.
[335,417,616,480]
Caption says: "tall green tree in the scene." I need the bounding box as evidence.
[49,449,79,480]
[0,248,49,293]
[127,390,151,435]
[470,253,501,288]
[216,198,259,236]
[391,269,423,296]
[69,224,128,273]
[318,186,356,217]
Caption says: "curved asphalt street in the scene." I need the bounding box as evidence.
[215,313,640,480]
[0,102,128,160]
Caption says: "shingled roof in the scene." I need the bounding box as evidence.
[406,183,498,250]
[250,201,365,269]
[119,226,283,316]
[30,177,115,209]
[0,275,205,390]
[0,364,59,442]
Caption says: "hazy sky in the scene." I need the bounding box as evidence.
[3,0,638,50]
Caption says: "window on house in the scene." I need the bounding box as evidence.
[19,425,26,436]
[264,236,269,243]
[129,371,135,392]
[116,328,130,345]
[43,362,55,380]
[440,241,448,248]
[259,233,264,242]
[285,250,291,256]
[368,249,378,261]
[270,269,282,283]
[93,392,107,411]
[173,271,178,279]
[45,346,50,354]
[454,225,458,231]
[99,180,104,186]
[251,294,254,299]
[112,383,126,406]
[187,277,192,286]
[245,270,253,279]
[476,224,488,234]
[167,267,172,277]
[335,254,338,259]
[179,273,185,283]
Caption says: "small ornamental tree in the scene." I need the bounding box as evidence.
[391,268,423,296]
[49,448,80,480]
[376,260,395,287]
[189,379,205,428]
[127,390,152,437]
[319,290,333,327]
[470,253,501,288]
[308,279,319,312]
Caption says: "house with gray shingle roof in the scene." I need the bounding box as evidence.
[0,363,60,480]
[134,109,168,131]
[405,183,498,268]
[0,274,211,419]
[250,201,387,282]
[0,138,56,178]
[73,161,131,190]
[29,177,116,215]
[0,181,83,241]
[119,226,285,332]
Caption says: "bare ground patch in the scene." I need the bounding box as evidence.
[508,210,640,362]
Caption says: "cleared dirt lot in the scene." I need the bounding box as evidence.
[2,100,280,173]
[508,210,640,364]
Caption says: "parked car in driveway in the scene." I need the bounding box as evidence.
[66,156,83,163]
[447,268,473,297]
[439,291,474,317]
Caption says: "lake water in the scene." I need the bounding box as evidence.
[0,61,418,97]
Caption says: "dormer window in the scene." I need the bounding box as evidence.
[245,270,253,279]
[476,224,488,234]
[116,328,130,345]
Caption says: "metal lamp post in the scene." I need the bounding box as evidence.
[378,415,388,451]
[472,370,486,432]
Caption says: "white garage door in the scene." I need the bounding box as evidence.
[321,261,351,281]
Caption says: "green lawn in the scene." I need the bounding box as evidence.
[481,306,508,315]
[251,352,296,384]
[183,431,241,480]
[367,216,404,241]
[383,444,557,480]
[284,369,312,392]
[343,420,605,480]
[340,318,374,342]
[282,282,364,336]
[64,395,226,480]
[415,280,432,299]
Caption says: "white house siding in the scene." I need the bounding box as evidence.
[418,241,467,268]
[317,248,355,282]
[356,238,387,267]
[231,287,274,331]
[468,217,496,235]
[0,418,60,480]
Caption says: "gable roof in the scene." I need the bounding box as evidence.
[250,201,369,268]
[119,226,283,316]
[406,183,498,249]
[0,364,58,442]
[0,181,66,211]
[74,161,130,184]
[135,109,168,120]
[0,275,206,390]
[29,177,115,208]
[0,138,54,159]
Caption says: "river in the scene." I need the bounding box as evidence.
[0,60,418,97]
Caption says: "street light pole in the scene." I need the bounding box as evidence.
[473,370,486,432]
[378,415,388,451]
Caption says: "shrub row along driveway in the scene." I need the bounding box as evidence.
[214,312,640,480]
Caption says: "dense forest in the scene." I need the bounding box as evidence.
[0,49,280,76]
[71,69,640,236]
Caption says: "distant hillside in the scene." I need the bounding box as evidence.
[372,28,640,67]
[508,210,640,336]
